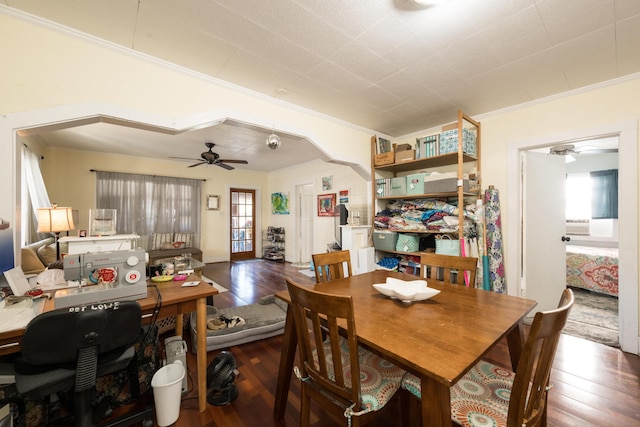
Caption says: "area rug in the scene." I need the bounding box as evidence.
[525,287,619,347]
[200,276,228,293]
[562,287,619,347]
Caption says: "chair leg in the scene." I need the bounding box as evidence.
[300,385,311,427]
[400,389,422,427]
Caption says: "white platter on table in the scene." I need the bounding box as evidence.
[373,277,440,303]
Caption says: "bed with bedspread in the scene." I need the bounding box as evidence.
[566,245,618,297]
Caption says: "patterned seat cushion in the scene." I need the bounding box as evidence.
[401,360,514,427]
[312,337,406,414]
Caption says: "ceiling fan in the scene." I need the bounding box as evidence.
[171,142,248,170]
[549,143,618,156]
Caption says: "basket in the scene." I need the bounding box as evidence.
[435,235,460,256]
[396,234,420,253]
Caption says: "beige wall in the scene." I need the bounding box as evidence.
[1,8,638,342]
[0,10,372,263]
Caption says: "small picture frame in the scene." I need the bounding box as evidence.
[317,193,336,217]
[207,195,220,210]
[78,229,87,238]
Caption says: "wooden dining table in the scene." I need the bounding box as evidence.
[273,270,537,427]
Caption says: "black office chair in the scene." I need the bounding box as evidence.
[14,301,153,427]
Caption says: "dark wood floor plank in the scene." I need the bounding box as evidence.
[160,260,640,427]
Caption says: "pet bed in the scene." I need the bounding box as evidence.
[189,294,287,353]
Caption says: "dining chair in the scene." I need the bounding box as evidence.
[401,288,575,427]
[419,252,478,286]
[285,278,406,427]
[312,250,353,283]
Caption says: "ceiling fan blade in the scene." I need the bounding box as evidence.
[170,156,202,161]
[218,159,248,164]
[578,148,618,154]
[216,162,235,170]
[188,161,207,168]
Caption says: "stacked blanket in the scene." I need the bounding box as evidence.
[374,199,480,235]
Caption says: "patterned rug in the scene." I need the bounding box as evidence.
[524,287,619,347]
[563,287,619,347]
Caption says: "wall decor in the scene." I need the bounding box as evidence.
[339,189,350,204]
[271,192,290,215]
[317,193,336,217]
[322,175,333,191]
[207,195,220,210]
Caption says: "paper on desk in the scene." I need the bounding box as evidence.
[181,281,200,287]
[0,298,45,333]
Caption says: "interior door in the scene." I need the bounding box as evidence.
[523,151,567,311]
[299,184,314,264]
[230,188,256,260]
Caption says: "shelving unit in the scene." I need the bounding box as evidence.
[263,226,285,262]
[371,110,482,271]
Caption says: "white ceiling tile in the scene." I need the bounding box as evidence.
[536,0,615,45]
[553,26,618,88]
[614,0,640,19]
[615,14,640,75]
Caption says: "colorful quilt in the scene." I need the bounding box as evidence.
[566,245,618,297]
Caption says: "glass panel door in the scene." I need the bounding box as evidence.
[230,188,255,260]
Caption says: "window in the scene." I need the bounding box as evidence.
[566,172,591,220]
[95,171,201,246]
[590,169,618,219]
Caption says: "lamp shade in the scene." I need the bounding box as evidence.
[37,206,75,233]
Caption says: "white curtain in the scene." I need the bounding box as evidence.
[22,145,51,244]
[95,171,201,248]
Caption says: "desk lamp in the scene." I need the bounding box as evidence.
[37,204,75,260]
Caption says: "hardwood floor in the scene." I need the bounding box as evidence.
[164,260,639,427]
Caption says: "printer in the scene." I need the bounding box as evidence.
[58,249,148,308]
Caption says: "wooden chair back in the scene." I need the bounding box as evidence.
[509,288,574,426]
[419,252,478,286]
[285,278,363,426]
[312,250,352,283]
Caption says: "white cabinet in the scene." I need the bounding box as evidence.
[340,226,374,274]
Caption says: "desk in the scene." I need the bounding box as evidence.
[0,275,217,413]
[273,270,537,427]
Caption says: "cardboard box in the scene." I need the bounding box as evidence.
[373,231,398,251]
[374,151,395,166]
[406,173,427,195]
[390,177,407,196]
[395,149,415,163]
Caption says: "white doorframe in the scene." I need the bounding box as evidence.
[506,120,638,355]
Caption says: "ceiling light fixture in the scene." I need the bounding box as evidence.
[412,0,449,5]
[266,132,281,150]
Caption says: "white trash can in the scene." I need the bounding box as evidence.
[151,360,185,426]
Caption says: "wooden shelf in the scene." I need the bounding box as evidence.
[376,191,479,201]
[375,152,476,172]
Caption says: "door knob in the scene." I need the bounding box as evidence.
[561,236,571,242]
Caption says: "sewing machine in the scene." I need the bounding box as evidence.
[57,249,147,308]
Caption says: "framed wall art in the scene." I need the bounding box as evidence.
[207,195,220,210]
[317,193,336,217]
[271,192,290,215]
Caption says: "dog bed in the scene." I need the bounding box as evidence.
[189,294,287,353]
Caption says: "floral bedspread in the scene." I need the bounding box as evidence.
[566,245,618,297]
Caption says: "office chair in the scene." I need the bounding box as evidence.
[286,278,406,427]
[14,301,154,427]
[402,288,574,427]
[419,253,478,286]
[312,250,352,283]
